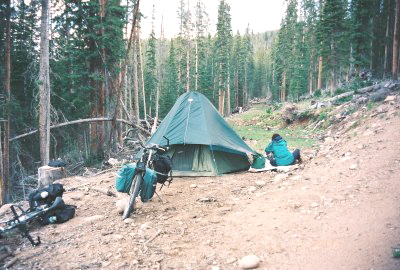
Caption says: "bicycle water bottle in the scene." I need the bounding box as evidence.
[49,216,57,223]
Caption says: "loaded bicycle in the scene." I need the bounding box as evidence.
[119,132,172,220]
[0,197,65,246]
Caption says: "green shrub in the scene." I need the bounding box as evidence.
[314,89,321,97]
[318,112,327,121]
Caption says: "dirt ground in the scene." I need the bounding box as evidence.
[1,99,400,270]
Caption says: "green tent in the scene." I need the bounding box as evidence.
[145,91,257,176]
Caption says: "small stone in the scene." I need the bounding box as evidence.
[311,203,319,208]
[227,257,237,264]
[255,180,266,187]
[84,215,104,223]
[70,192,84,201]
[248,186,257,192]
[190,184,197,188]
[349,164,358,170]
[384,95,396,103]
[301,186,309,190]
[274,174,288,182]
[116,198,128,214]
[114,234,124,240]
[291,175,302,181]
[123,218,134,224]
[239,255,260,269]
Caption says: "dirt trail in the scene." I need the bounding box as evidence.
[1,100,400,270]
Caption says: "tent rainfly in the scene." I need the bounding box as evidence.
[144,91,257,176]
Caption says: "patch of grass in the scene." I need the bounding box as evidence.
[367,102,377,110]
[335,95,353,104]
[318,112,327,121]
[231,124,317,153]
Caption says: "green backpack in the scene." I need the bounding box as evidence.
[251,154,266,169]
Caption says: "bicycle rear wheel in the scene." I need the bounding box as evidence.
[122,174,142,220]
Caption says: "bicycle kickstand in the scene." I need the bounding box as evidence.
[154,191,164,204]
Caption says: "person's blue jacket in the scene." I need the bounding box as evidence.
[265,136,294,166]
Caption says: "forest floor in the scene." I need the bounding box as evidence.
[1,96,400,270]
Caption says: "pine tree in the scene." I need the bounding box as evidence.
[215,0,232,115]
[144,20,158,118]
[160,40,178,117]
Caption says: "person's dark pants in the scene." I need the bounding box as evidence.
[269,149,301,166]
[292,149,301,162]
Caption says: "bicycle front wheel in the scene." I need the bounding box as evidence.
[122,174,142,220]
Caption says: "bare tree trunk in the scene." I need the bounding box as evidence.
[309,47,314,95]
[2,0,11,203]
[195,39,198,91]
[138,31,147,122]
[235,69,239,108]
[281,71,286,102]
[393,0,400,80]
[133,28,140,126]
[244,64,247,107]
[317,55,323,90]
[226,70,231,116]
[39,0,51,166]
[383,14,390,78]
[152,15,164,133]
[0,125,3,204]
[107,0,140,152]
[186,0,191,92]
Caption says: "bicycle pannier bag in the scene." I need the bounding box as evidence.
[115,164,136,193]
[140,169,158,202]
[153,155,172,184]
[116,163,158,196]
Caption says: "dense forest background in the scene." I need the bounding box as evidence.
[0,0,399,202]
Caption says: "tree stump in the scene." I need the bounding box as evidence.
[38,166,66,187]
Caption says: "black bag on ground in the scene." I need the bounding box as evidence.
[153,154,172,184]
[29,183,65,209]
[41,205,76,225]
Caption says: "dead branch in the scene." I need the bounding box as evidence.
[328,91,354,103]
[144,229,162,246]
[4,257,17,268]
[10,117,150,142]
[89,187,116,197]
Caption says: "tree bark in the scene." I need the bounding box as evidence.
[226,69,231,116]
[39,0,51,166]
[0,125,4,204]
[317,55,323,90]
[195,39,198,91]
[235,69,239,108]
[393,0,400,80]
[108,0,140,151]
[138,31,147,122]
[186,0,191,93]
[133,28,140,126]
[383,12,390,78]
[281,71,286,102]
[2,0,11,203]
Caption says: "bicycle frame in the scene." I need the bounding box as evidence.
[122,137,170,220]
[0,197,65,246]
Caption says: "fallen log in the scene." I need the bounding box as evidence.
[328,91,354,103]
[10,117,150,142]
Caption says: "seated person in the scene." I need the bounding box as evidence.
[265,133,301,166]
